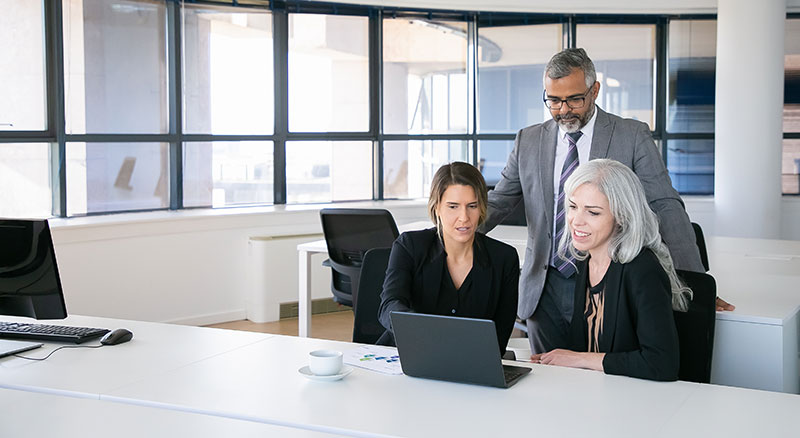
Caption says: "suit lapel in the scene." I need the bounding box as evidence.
[573,259,590,350]
[420,237,446,312]
[590,107,613,160]
[540,121,558,232]
[470,235,493,312]
[599,260,622,352]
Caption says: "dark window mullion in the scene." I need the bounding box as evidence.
[167,0,183,210]
[44,0,67,218]
[273,8,289,205]
[371,9,383,200]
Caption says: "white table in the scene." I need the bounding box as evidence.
[299,225,800,393]
[0,314,271,397]
[2,316,800,438]
[0,388,350,438]
[705,236,800,393]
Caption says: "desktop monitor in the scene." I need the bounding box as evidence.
[0,219,68,320]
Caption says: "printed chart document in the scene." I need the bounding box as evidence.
[344,345,403,375]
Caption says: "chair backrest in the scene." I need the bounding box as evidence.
[320,209,399,267]
[691,222,710,272]
[320,209,399,307]
[674,269,717,383]
[352,247,391,344]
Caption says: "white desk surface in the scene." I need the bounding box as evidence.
[102,333,800,438]
[1,317,798,437]
[0,314,270,397]
[0,388,349,438]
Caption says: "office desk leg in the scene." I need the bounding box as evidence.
[298,249,312,338]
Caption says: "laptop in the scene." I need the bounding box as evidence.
[0,339,42,359]
[390,312,531,388]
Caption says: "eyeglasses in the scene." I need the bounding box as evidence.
[542,87,592,110]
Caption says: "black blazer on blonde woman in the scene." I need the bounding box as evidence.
[377,228,519,354]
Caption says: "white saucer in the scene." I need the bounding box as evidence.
[298,365,354,381]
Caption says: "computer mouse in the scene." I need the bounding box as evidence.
[100,328,133,346]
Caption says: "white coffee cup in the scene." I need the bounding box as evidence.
[309,349,343,376]
[507,338,532,362]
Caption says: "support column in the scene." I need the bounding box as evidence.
[714,0,785,238]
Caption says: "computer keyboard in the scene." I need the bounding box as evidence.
[0,321,109,344]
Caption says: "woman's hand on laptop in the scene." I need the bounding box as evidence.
[531,349,605,372]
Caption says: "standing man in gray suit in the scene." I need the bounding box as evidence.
[480,48,733,354]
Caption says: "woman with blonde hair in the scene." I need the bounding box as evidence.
[377,162,519,354]
[532,159,689,381]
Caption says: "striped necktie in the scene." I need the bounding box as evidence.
[552,131,583,277]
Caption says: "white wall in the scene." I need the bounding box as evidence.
[49,201,429,325]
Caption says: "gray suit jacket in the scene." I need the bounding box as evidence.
[480,107,704,320]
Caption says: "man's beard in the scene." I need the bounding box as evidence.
[555,104,595,133]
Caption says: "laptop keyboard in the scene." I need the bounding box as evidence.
[503,364,531,385]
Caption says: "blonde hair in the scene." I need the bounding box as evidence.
[557,159,692,311]
[428,162,488,234]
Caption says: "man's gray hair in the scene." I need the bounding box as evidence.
[544,48,597,89]
[557,159,692,312]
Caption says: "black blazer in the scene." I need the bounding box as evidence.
[377,228,519,354]
[569,249,680,381]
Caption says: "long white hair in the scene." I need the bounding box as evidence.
[557,159,692,311]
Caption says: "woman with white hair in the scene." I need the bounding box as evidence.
[531,159,689,381]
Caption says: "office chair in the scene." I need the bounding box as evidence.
[674,269,717,384]
[691,222,710,272]
[319,209,399,308]
[352,247,391,344]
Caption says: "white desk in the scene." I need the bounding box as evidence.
[2,317,799,438]
[0,314,270,397]
[299,225,800,393]
[0,388,350,438]
[102,331,800,438]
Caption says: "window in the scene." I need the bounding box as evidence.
[0,1,47,131]
[666,139,714,195]
[384,140,470,199]
[668,20,717,134]
[183,5,274,135]
[0,144,52,218]
[785,19,800,133]
[782,140,800,195]
[183,141,274,207]
[478,140,514,186]
[63,0,168,134]
[288,14,369,132]
[286,141,372,203]
[383,18,469,134]
[577,24,657,130]
[784,19,800,195]
[66,142,169,215]
[477,23,562,133]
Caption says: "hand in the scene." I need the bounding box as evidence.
[531,349,605,371]
[716,296,735,311]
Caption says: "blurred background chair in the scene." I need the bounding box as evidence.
[691,222,710,272]
[352,247,391,344]
[674,269,717,383]
[319,208,399,308]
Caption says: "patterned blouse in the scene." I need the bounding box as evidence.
[584,273,608,353]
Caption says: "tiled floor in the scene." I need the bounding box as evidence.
[207,311,355,342]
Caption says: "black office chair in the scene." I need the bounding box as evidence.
[352,247,391,344]
[674,269,717,384]
[691,222,710,272]
[319,209,399,308]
